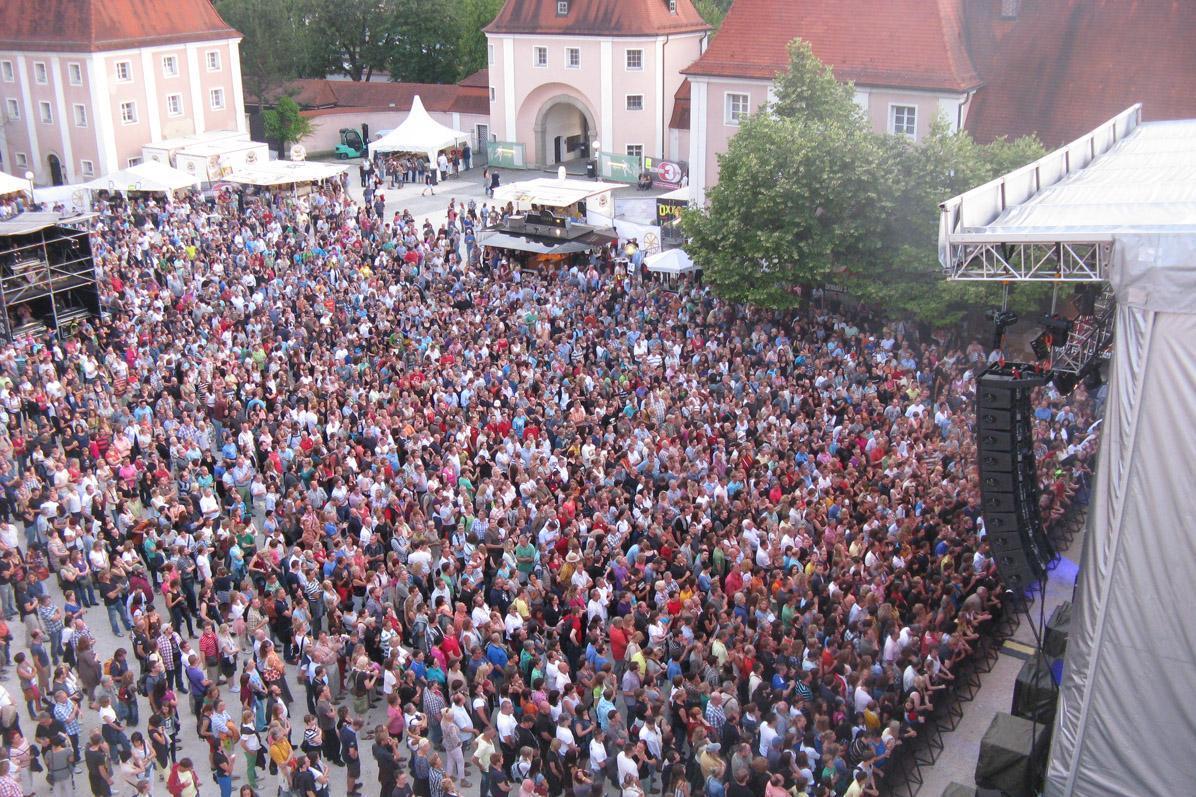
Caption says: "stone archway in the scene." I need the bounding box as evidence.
[532,94,597,168]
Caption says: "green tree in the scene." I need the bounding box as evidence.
[216,0,323,102]
[383,0,464,83]
[311,0,402,81]
[693,0,734,30]
[683,112,894,308]
[263,96,314,154]
[456,0,504,81]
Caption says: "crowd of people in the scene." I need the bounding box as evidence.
[0,172,1096,797]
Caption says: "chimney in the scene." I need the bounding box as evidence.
[1000,0,1022,19]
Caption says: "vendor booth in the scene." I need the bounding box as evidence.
[174,139,270,183]
[644,247,698,279]
[492,176,626,224]
[224,160,348,188]
[477,209,617,273]
[142,130,249,167]
[88,161,200,196]
[0,171,29,198]
[367,95,468,180]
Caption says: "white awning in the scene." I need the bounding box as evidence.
[88,161,200,194]
[644,247,698,274]
[0,170,30,196]
[493,177,627,209]
[224,160,348,186]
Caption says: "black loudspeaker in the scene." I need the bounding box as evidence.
[976,364,1054,591]
[1043,601,1071,658]
[976,712,1049,794]
[1012,653,1058,724]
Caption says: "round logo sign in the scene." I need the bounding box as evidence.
[656,161,682,184]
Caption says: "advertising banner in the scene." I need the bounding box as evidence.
[487,141,526,169]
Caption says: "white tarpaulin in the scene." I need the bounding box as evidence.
[88,161,200,194]
[494,177,625,210]
[0,171,29,196]
[367,95,468,163]
[644,247,697,274]
[225,160,348,186]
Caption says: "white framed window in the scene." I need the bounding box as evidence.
[162,55,179,78]
[566,47,580,69]
[68,63,83,85]
[33,62,47,84]
[5,98,19,120]
[206,50,222,72]
[557,0,569,14]
[128,157,143,167]
[626,94,644,111]
[38,101,52,124]
[725,92,750,125]
[533,47,547,68]
[488,44,495,65]
[115,60,132,82]
[14,152,27,168]
[120,100,138,124]
[890,104,917,137]
[625,49,643,71]
[489,86,495,102]
[209,87,225,110]
[0,61,12,82]
[166,93,183,116]
[626,144,643,160]
[73,103,87,127]
[80,159,94,177]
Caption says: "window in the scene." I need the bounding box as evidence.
[5,99,19,120]
[33,62,47,84]
[166,93,183,116]
[533,47,547,68]
[206,50,222,71]
[14,153,27,168]
[0,61,12,82]
[566,47,580,69]
[209,87,225,110]
[73,103,87,127]
[625,49,643,70]
[115,60,132,82]
[120,100,137,124]
[725,92,750,125]
[626,144,643,160]
[80,160,94,177]
[625,94,644,111]
[68,63,82,85]
[488,44,495,65]
[128,157,143,167]
[162,55,179,77]
[557,1,569,14]
[38,101,52,124]
[890,104,916,137]
[489,86,495,102]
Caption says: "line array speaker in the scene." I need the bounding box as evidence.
[976,364,1055,591]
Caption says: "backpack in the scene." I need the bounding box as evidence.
[166,763,184,797]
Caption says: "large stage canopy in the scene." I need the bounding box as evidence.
[940,104,1196,797]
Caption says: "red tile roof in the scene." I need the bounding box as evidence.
[485,0,709,37]
[0,0,238,52]
[963,0,1196,146]
[684,0,981,92]
[457,69,490,89]
[282,80,489,117]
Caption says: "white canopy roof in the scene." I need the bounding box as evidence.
[89,161,200,194]
[224,160,348,186]
[493,177,626,209]
[367,95,468,161]
[0,170,29,196]
[644,247,698,274]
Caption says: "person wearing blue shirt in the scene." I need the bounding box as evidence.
[485,636,509,669]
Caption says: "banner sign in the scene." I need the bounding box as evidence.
[656,197,687,228]
[598,152,641,183]
[643,156,685,189]
[487,141,526,169]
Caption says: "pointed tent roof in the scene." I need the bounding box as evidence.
[367,96,469,160]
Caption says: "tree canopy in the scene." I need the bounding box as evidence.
[683,39,1046,324]
[262,96,314,154]
[215,0,325,101]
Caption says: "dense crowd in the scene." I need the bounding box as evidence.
[0,174,1095,797]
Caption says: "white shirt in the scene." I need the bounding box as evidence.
[495,711,518,744]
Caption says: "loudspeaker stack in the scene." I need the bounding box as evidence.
[976,363,1055,592]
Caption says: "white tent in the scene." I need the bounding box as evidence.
[224,160,348,187]
[88,161,200,194]
[367,95,468,163]
[0,170,29,196]
[644,247,697,275]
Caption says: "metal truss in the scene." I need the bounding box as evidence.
[944,239,1112,282]
[1051,288,1116,374]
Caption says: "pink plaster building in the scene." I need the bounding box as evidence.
[484,0,709,168]
[0,0,246,185]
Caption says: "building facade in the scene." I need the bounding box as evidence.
[483,0,709,168]
[0,0,246,184]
